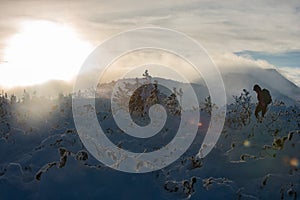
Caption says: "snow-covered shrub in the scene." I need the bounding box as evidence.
[227,89,252,129]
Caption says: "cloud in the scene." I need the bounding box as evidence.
[0,0,300,87]
[278,67,300,87]
[212,53,276,71]
[1,0,300,54]
[211,53,300,88]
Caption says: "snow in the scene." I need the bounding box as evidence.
[0,75,299,199]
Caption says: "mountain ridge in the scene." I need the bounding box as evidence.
[2,67,299,105]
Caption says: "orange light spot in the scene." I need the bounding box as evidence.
[290,158,299,167]
[198,122,203,127]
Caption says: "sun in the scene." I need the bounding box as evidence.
[1,20,92,87]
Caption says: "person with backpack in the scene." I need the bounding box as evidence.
[253,84,272,120]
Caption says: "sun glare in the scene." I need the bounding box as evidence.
[1,20,92,88]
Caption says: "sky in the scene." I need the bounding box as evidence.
[0,0,299,87]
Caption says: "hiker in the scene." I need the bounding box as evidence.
[253,84,272,120]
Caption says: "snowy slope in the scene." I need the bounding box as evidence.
[220,67,300,105]
[0,73,299,199]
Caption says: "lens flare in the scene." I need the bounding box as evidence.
[243,140,251,147]
[289,158,299,167]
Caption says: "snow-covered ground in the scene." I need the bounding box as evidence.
[0,81,299,199]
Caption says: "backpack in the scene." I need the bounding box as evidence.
[262,89,272,105]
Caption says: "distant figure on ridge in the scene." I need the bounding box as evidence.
[253,84,272,120]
